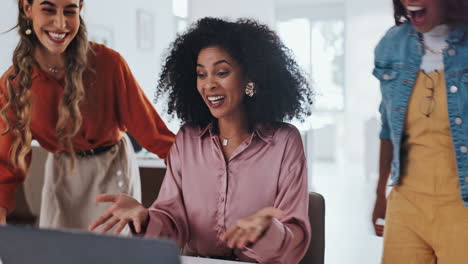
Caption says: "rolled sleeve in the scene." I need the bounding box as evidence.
[113,54,175,159]
[0,81,28,214]
[0,182,18,214]
[0,158,30,214]
[244,218,286,257]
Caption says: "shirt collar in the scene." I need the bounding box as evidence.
[446,24,466,44]
[198,123,214,138]
[198,122,274,144]
[31,63,47,81]
[253,124,274,144]
[408,22,467,44]
[31,64,40,80]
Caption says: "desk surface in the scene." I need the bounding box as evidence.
[181,256,247,264]
[136,157,166,168]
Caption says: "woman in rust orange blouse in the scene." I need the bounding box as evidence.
[0,0,175,229]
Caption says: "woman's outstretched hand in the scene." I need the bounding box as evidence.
[372,194,387,237]
[220,207,286,249]
[88,194,149,235]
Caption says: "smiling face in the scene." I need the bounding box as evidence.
[400,0,446,33]
[196,46,248,121]
[23,0,82,55]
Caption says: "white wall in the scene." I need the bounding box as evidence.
[190,0,276,27]
[83,0,177,131]
[84,0,175,97]
[0,0,19,74]
[274,0,394,167]
[343,0,394,162]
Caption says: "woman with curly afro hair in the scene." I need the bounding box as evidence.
[91,17,312,264]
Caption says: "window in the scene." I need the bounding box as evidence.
[277,5,346,192]
[277,10,345,112]
[173,0,189,33]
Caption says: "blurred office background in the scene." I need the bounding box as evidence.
[0,0,395,263]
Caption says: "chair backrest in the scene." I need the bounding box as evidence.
[300,192,325,264]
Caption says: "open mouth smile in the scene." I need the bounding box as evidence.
[45,31,69,43]
[207,95,225,108]
[407,6,427,25]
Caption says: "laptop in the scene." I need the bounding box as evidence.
[0,225,181,264]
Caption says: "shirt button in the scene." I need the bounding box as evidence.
[117,180,125,188]
[455,118,463,125]
[461,146,468,153]
[382,74,391,81]
[220,197,225,202]
[450,85,458,93]
[116,169,123,176]
[448,49,456,56]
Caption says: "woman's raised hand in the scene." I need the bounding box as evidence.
[88,194,149,235]
[220,207,286,249]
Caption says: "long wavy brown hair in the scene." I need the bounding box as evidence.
[0,0,89,172]
[393,0,468,25]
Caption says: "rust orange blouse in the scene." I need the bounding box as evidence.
[0,43,175,213]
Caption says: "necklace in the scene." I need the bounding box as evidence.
[220,132,248,147]
[48,67,62,74]
[221,135,234,146]
[37,60,64,74]
[418,33,448,54]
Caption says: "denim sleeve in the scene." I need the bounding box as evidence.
[374,33,392,141]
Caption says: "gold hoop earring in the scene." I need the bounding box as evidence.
[245,82,255,97]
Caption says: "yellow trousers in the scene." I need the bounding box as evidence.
[382,70,468,263]
[383,188,468,264]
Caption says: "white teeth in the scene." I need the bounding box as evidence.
[48,32,66,40]
[407,6,424,11]
[208,96,225,102]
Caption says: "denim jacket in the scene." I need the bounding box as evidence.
[373,22,468,206]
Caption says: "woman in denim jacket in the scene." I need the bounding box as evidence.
[371,0,468,263]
